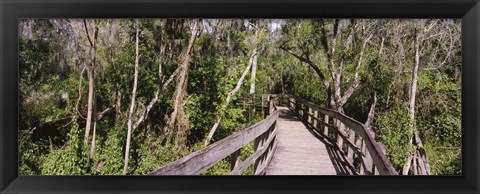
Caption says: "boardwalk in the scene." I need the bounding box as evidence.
[148,94,398,176]
[265,107,354,175]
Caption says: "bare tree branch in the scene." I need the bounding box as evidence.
[167,20,199,130]
[75,66,87,119]
[338,32,373,108]
[279,43,327,82]
[83,20,94,47]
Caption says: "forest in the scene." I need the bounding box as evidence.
[19,19,461,175]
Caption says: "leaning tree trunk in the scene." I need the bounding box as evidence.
[409,28,420,133]
[123,19,140,175]
[132,43,179,130]
[404,23,430,175]
[249,53,258,95]
[166,20,198,143]
[204,49,258,146]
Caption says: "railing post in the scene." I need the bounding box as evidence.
[253,136,261,174]
[254,130,268,175]
[296,98,298,111]
[323,115,329,136]
[289,97,293,109]
[313,109,318,129]
[269,100,274,114]
[261,94,265,109]
[293,98,296,111]
[346,129,356,164]
[302,103,308,122]
[361,139,373,175]
[378,142,387,175]
[230,149,241,171]
[266,124,278,165]
[354,137,363,174]
[260,122,276,174]
[336,120,344,149]
[254,121,276,175]
[307,106,312,124]
[370,142,387,175]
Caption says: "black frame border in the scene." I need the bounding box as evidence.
[1,0,479,193]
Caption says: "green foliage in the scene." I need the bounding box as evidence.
[40,119,88,175]
[19,19,461,176]
[416,73,461,147]
[203,159,231,175]
[346,58,395,122]
[133,135,186,175]
[19,130,46,175]
[216,108,246,137]
[202,140,256,175]
[375,106,413,170]
[415,72,462,175]
[425,145,461,175]
[93,126,125,175]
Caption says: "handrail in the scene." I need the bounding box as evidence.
[279,94,398,175]
[148,93,397,175]
[148,109,279,175]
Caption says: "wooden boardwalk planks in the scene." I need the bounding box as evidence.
[265,107,351,175]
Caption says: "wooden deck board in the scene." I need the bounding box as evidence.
[265,107,345,175]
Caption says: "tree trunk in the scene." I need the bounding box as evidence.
[166,20,198,131]
[89,120,97,160]
[409,31,420,131]
[249,53,258,95]
[204,49,258,146]
[249,26,259,95]
[83,19,98,145]
[75,66,86,119]
[407,25,431,175]
[131,43,172,130]
[283,19,372,113]
[82,20,100,168]
[123,19,140,175]
[84,70,96,143]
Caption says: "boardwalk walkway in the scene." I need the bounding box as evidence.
[148,95,398,176]
[265,107,354,175]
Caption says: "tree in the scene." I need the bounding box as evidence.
[204,50,258,146]
[18,19,462,175]
[82,20,100,164]
[204,21,262,146]
[249,21,260,95]
[166,20,199,144]
[122,19,141,175]
[279,19,375,113]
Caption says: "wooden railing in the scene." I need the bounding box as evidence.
[280,94,398,175]
[148,93,397,175]
[148,103,279,175]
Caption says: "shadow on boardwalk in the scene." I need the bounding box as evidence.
[280,108,357,175]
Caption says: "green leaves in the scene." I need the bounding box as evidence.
[40,119,88,175]
[376,106,412,169]
[19,19,461,175]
